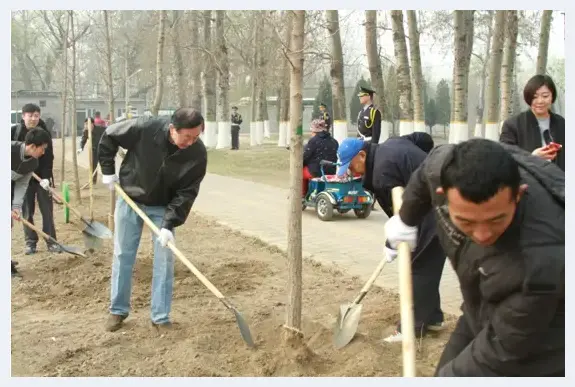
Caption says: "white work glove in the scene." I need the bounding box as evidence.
[384,214,418,251]
[102,174,119,191]
[39,179,51,191]
[77,149,82,155]
[384,245,399,263]
[157,228,174,247]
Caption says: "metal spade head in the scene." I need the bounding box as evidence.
[83,220,113,239]
[333,303,363,349]
[82,230,103,251]
[231,307,255,348]
[59,243,88,258]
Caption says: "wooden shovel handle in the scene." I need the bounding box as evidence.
[32,173,85,220]
[19,216,56,245]
[391,186,416,377]
[114,183,227,300]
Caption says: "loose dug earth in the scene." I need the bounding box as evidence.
[11,162,454,377]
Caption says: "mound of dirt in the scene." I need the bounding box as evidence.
[10,160,453,377]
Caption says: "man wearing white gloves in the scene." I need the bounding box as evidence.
[336,133,446,343]
[98,108,207,333]
[384,139,564,377]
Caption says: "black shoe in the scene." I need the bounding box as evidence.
[24,245,37,255]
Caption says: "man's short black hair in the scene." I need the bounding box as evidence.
[440,139,521,204]
[171,107,204,131]
[22,103,41,114]
[523,74,557,105]
[95,111,101,117]
[85,117,95,125]
[24,128,51,147]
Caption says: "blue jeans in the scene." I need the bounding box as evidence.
[109,196,175,324]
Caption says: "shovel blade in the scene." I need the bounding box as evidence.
[333,303,363,349]
[59,243,87,258]
[231,307,255,348]
[82,231,103,250]
[84,221,113,239]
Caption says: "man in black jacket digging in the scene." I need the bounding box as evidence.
[336,133,446,342]
[98,108,208,333]
[384,138,564,376]
[11,103,59,254]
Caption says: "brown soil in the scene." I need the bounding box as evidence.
[11,161,454,377]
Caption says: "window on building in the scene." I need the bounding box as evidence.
[39,100,47,107]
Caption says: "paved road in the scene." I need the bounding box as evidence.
[54,139,462,315]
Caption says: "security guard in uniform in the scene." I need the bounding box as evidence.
[318,103,331,133]
[230,106,243,150]
[357,86,382,144]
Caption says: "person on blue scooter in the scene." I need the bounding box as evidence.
[336,132,446,342]
[302,119,339,199]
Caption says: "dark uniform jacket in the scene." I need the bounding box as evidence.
[500,109,565,171]
[11,119,54,180]
[357,104,382,144]
[303,131,339,177]
[399,143,565,377]
[98,116,208,231]
[363,132,436,261]
[231,112,243,127]
[80,125,106,155]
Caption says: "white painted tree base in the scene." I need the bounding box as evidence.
[216,121,232,149]
[204,121,218,148]
[255,121,264,145]
[263,120,271,139]
[250,122,257,147]
[379,121,392,143]
[449,122,469,144]
[413,121,426,133]
[484,123,500,141]
[474,123,483,138]
[399,121,414,136]
[333,121,348,145]
[278,121,288,147]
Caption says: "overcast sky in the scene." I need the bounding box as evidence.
[336,10,565,85]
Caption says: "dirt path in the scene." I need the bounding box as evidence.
[11,162,453,377]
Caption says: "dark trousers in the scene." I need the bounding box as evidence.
[231,125,240,150]
[22,180,57,247]
[397,237,446,337]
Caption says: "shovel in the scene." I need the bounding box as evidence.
[391,186,416,377]
[18,216,87,258]
[333,257,388,349]
[32,173,113,243]
[114,183,255,348]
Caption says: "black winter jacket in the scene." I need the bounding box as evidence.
[11,119,54,180]
[363,132,437,261]
[399,143,565,376]
[98,116,207,231]
[81,125,106,154]
[303,131,339,176]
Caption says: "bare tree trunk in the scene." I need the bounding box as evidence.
[284,10,308,354]
[484,10,506,140]
[474,11,494,138]
[249,12,260,147]
[103,10,116,230]
[171,11,188,107]
[450,10,475,143]
[365,10,389,142]
[69,11,81,204]
[326,10,347,143]
[536,10,553,74]
[60,13,70,185]
[390,10,413,135]
[151,11,167,116]
[215,10,231,149]
[256,16,266,145]
[499,11,518,124]
[406,11,425,133]
[202,10,217,147]
[189,11,202,111]
[277,10,293,148]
